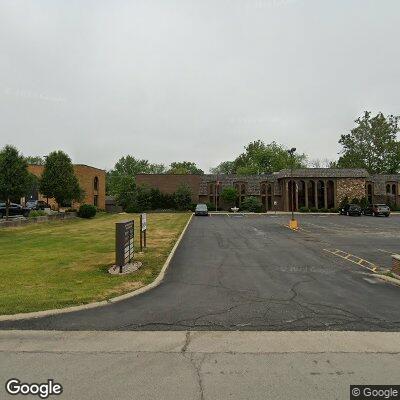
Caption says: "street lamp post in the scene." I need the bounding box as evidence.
[287,147,298,229]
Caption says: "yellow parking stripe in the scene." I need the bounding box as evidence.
[323,248,379,273]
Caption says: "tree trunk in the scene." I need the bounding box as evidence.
[5,198,10,220]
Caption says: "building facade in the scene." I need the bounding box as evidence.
[27,164,106,210]
[136,169,400,211]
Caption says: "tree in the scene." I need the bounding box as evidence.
[227,140,307,175]
[337,111,400,174]
[40,151,82,209]
[210,161,235,174]
[0,145,30,219]
[174,183,192,210]
[220,186,237,208]
[168,161,204,175]
[107,156,166,196]
[25,156,45,165]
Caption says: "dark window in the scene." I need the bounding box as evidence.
[94,195,98,207]
[94,176,99,191]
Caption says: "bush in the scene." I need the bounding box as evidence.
[220,186,238,207]
[206,202,216,212]
[339,196,349,209]
[309,207,318,213]
[241,196,262,212]
[29,210,47,218]
[328,207,338,213]
[174,184,192,211]
[299,206,310,213]
[351,197,360,205]
[77,204,97,218]
[319,208,329,213]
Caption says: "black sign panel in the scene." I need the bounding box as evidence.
[116,220,134,268]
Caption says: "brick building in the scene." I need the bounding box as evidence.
[26,164,106,210]
[136,169,400,211]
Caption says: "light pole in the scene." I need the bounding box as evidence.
[287,147,298,229]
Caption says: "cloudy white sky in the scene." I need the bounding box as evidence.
[1,0,399,172]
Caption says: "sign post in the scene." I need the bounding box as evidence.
[140,213,147,251]
[115,220,134,274]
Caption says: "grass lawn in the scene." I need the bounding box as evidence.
[0,212,191,315]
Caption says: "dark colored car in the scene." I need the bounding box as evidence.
[26,200,49,210]
[195,204,209,216]
[0,202,31,218]
[340,203,362,216]
[364,204,390,217]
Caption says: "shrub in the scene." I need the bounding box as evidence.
[351,197,360,205]
[220,186,238,207]
[174,183,192,211]
[241,196,262,212]
[339,196,349,209]
[77,204,97,218]
[309,207,318,213]
[319,208,329,213]
[299,206,310,213]
[206,202,216,212]
[328,207,338,213]
[359,196,369,209]
[29,210,47,218]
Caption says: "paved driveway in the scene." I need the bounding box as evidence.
[1,214,400,331]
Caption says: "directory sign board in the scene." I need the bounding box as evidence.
[116,220,134,269]
[141,213,147,232]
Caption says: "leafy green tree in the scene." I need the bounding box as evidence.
[220,186,237,208]
[174,183,192,210]
[107,155,166,196]
[39,151,82,209]
[25,156,45,165]
[0,145,30,219]
[210,161,235,174]
[168,161,204,175]
[226,140,307,175]
[337,111,400,174]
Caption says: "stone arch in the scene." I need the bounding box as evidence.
[298,180,306,208]
[308,180,316,208]
[317,180,325,209]
[327,180,335,209]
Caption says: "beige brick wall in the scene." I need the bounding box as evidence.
[27,164,106,210]
[336,178,366,205]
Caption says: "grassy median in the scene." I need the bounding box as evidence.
[0,212,191,315]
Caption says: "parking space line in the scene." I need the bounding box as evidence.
[323,248,379,272]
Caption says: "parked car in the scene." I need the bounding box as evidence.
[363,204,390,217]
[26,200,49,210]
[195,204,209,216]
[0,202,31,218]
[340,203,362,216]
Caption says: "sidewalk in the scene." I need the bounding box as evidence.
[1,331,399,400]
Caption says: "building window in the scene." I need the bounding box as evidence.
[94,176,99,191]
[386,184,391,194]
[94,195,98,207]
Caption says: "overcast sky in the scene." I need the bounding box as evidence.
[1,0,399,172]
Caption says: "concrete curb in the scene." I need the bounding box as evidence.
[1,331,400,354]
[375,273,400,287]
[0,214,193,322]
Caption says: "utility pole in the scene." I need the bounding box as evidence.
[287,147,298,230]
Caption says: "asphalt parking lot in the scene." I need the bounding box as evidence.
[1,214,399,331]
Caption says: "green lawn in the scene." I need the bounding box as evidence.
[0,212,190,315]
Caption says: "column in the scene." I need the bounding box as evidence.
[324,180,328,209]
[295,180,299,211]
